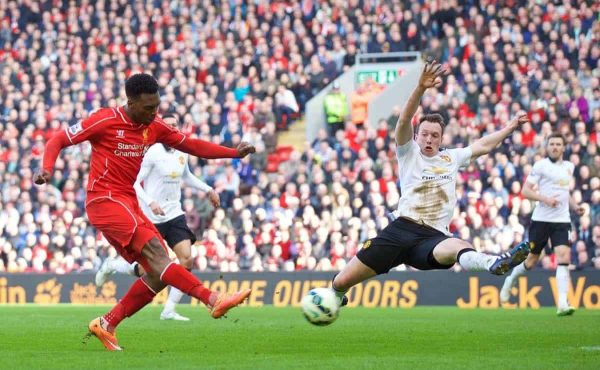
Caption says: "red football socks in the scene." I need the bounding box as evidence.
[103,278,156,332]
[102,264,216,332]
[160,262,215,306]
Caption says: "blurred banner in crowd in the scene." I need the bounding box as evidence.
[1,272,598,309]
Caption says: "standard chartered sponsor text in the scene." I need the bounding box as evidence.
[114,142,148,157]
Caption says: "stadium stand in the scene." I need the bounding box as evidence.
[0,0,598,274]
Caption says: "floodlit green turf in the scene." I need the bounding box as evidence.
[0,305,598,369]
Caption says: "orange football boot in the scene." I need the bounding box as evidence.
[210,289,251,318]
[87,317,122,351]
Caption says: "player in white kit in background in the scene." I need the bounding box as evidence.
[500,133,585,316]
[95,113,220,321]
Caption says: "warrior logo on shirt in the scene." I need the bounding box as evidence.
[116,130,125,138]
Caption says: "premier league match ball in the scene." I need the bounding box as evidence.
[301,288,340,326]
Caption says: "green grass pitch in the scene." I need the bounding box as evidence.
[0,305,598,369]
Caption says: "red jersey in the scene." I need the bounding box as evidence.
[43,106,240,201]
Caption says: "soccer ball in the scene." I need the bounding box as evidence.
[301,288,340,326]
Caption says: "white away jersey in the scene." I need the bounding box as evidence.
[392,140,472,235]
[134,144,212,224]
[527,158,573,223]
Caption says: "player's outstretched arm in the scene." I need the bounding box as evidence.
[34,130,73,185]
[157,120,256,159]
[159,126,255,159]
[182,163,212,192]
[395,60,445,146]
[182,165,220,208]
[470,113,529,159]
[175,137,255,158]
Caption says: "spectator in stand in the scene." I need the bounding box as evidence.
[350,82,371,127]
[323,81,349,136]
[350,78,387,127]
[274,84,299,131]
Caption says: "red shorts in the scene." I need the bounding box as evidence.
[86,193,167,272]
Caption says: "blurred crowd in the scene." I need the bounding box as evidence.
[0,0,598,274]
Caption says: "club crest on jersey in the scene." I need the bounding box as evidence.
[362,240,372,249]
[142,128,149,143]
[68,122,82,135]
[116,130,125,138]
[179,156,185,165]
[439,154,451,163]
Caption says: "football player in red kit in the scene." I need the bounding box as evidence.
[35,73,254,351]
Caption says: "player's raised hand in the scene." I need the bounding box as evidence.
[509,112,529,131]
[418,60,445,89]
[207,189,220,208]
[236,142,256,158]
[34,170,51,185]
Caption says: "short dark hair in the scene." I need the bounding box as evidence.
[125,73,159,99]
[415,113,445,135]
[547,132,566,145]
[162,113,179,123]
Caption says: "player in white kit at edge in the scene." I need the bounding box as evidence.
[96,113,220,321]
[500,133,585,316]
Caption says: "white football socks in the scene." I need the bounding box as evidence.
[556,265,570,308]
[331,275,348,306]
[510,262,527,278]
[504,262,527,288]
[500,262,528,302]
[457,250,496,271]
[163,287,185,314]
